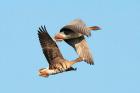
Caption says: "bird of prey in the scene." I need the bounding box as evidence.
[54,19,101,65]
[38,26,83,77]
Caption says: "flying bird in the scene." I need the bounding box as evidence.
[54,19,101,65]
[38,26,83,77]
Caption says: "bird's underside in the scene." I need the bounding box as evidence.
[49,67,77,76]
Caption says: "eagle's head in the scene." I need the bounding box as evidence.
[38,68,49,77]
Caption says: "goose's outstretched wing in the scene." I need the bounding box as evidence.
[38,26,64,65]
[64,36,94,65]
[60,19,91,36]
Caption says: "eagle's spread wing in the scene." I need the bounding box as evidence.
[64,36,94,65]
[60,19,91,36]
[38,26,64,65]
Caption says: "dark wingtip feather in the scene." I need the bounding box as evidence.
[41,26,43,31]
[89,60,94,65]
[38,25,47,34]
[91,63,94,65]
[44,25,47,31]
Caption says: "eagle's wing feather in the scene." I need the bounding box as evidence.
[64,36,94,65]
[38,26,64,65]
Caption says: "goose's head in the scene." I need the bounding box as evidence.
[54,31,82,41]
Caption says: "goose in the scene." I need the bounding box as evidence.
[54,19,101,65]
[38,26,82,77]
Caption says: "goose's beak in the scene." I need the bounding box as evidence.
[54,33,65,42]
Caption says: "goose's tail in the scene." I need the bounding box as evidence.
[88,26,101,30]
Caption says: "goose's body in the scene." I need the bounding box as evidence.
[54,19,101,65]
[38,26,82,77]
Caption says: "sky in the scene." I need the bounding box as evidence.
[0,0,140,93]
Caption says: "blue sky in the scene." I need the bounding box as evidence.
[0,0,140,93]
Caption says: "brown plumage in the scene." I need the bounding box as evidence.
[38,26,82,77]
[54,19,101,65]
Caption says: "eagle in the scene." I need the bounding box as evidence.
[38,26,83,77]
[54,19,101,65]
